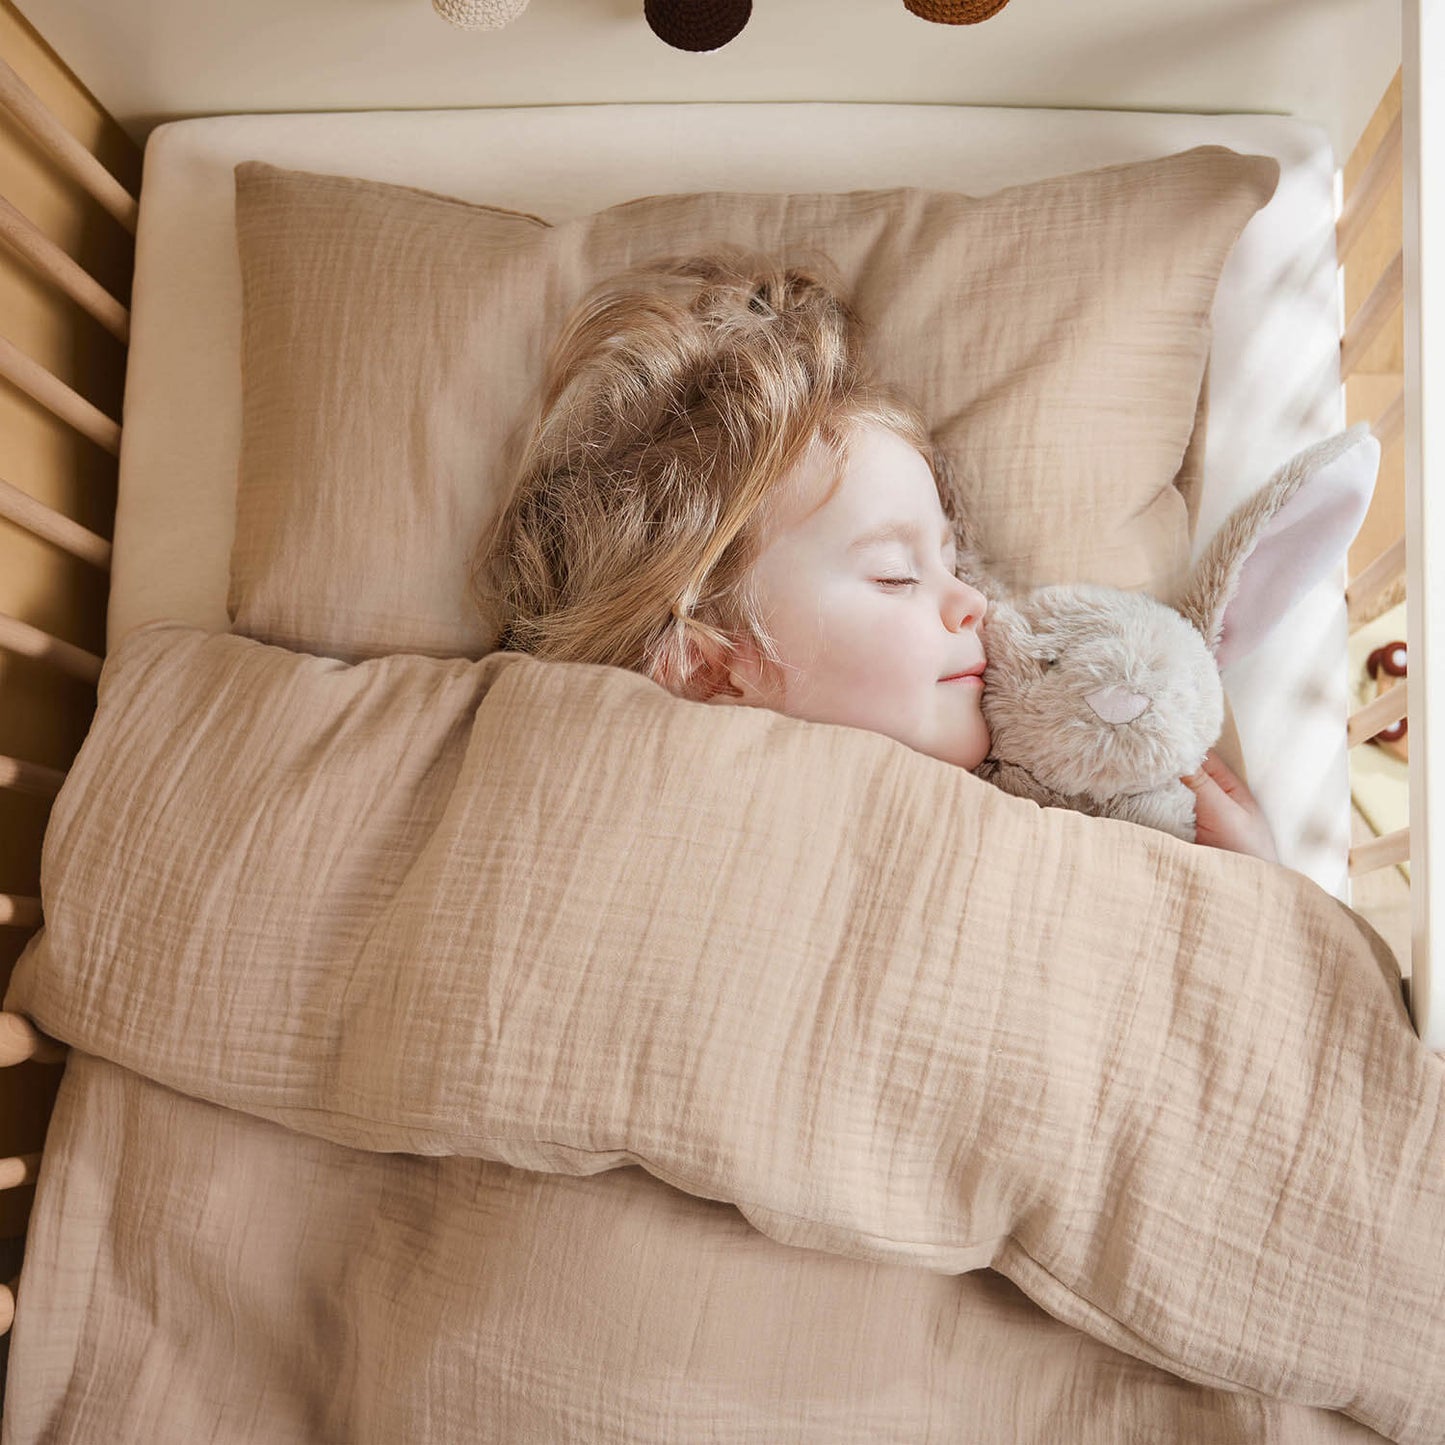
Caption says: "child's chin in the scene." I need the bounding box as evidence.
[932,734,991,773]
[956,726,991,772]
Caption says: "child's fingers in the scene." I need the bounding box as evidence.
[1182,751,1277,861]
[1200,748,1245,798]
[1179,766,1217,796]
[1179,767,1218,846]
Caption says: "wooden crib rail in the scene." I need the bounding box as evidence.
[1399,0,1441,1048]
[1341,250,1404,383]
[0,192,128,342]
[1342,6,1442,1050]
[0,1154,41,1190]
[0,8,140,1276]
[0,333,120,454]
[0,612,102,683]
[1337,107,1401,262]
[1344,72,1410,870]
[0,1013,63,1067]
[1348,679,1408,750]
[1351,827,1412,877]
[0,57,135,234]
[0,471,111,568]
[1346,534,1405,626]
[0,752,65,798]
[0,894,40,928]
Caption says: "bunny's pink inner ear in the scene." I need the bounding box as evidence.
[1213,432,1380,670]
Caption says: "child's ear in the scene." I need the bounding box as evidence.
[701,635,770,707]
[650,625,762,705]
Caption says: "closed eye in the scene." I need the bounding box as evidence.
[876,577,919,589]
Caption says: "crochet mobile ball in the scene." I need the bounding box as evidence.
[432,0,529,29]
[903,0,1013,20]
[645,0,752,51]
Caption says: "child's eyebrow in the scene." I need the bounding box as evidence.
[848,521,956,552]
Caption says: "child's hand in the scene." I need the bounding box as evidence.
[1181,749,1278,863]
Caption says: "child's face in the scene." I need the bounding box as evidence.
[716,423,990,771]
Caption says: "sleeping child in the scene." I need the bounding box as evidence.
[471,249,1276,863]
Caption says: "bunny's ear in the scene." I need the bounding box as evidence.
[1174,424,1379,670]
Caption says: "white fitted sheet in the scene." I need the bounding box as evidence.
[113,103,1351,895]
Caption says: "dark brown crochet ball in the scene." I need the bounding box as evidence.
[903,0,1014,22]
[645,0,752,51]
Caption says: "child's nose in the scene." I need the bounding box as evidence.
[944,576,987,632]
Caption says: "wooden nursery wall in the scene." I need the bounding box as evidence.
[0,0,138,1274]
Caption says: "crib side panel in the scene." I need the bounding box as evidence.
[1402,0,1441,1049]
[1342,8,1440,1049]
[1345,72,1405,592]
[0,0,136,1256]
[1342,73,1413,979]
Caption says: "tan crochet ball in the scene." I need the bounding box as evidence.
[432,0,529,30]
[903,0,1013,22]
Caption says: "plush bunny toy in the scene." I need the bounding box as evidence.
[958,424,1379,840]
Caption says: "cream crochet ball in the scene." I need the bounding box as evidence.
[432,0,529,29]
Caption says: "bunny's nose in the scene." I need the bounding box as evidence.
[1085,685,1151,725]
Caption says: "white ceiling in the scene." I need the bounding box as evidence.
[18,0,1401,162]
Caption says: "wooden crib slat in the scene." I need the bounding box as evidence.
[0,752,65,799]
[0,474,111,569]
[1372,387,1406,454]
[0,57,137,234]
[1341,249,1405,380]
[0,192,129,343]
[0,1154,41,1190]
[1347,533,1407,628]
[0,611,103,684]
[0,894,41,929]
[1402,0,1441,1046]
[0,1013,65,1067]
[0,334,120,455]
[1338,108,1403,262]
[1349,678,1408,748]
[1350,826,1411,877]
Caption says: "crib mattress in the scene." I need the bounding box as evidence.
[113,103,1350,893]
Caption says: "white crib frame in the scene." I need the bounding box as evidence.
[1400,0,1441,1047]
[0,0,1437,1340]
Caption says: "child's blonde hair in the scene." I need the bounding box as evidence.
[471,248,958,701]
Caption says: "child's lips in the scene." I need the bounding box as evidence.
[939,663,986,685]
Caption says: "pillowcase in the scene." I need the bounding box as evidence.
[230,149,1278,662]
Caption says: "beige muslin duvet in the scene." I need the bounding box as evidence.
[5,623,1444,1443]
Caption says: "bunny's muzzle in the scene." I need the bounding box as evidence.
[1084,684,1151,725]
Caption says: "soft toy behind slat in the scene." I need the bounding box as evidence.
[958,425,1380,840]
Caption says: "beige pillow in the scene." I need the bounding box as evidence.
[230,150,1278,661]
